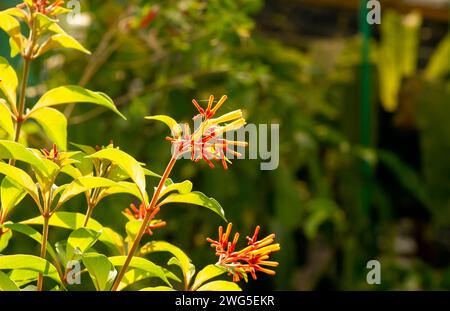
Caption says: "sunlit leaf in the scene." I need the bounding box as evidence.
[58,176,119,205]
[1,177,26,219]
[140,286,175,291]
[32,86,125,119]
[191,264,227,291]
[22,212,124,255]
[0,255,61,285]
[0,100,14,139]
[0,228,12,252]
[66,228,102,261]
[82,253,117,291]
[140,241,195,287]
[87,148,147,204]
[0,56,18,108]
[160,191,226,221]
[35,34,90,57]
[0,271,19,291]
[0,162,39,203]
[29,107,68,151]
[108,256,171,286]
[0,14,23,60]
[2,223,59,265]
[145,115,182,138]
[196,280,241,291]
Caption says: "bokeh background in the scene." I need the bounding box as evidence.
[1,0,449,290]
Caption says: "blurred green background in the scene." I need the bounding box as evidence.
[1,0,449,290]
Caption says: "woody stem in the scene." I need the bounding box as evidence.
[111,155,178,291]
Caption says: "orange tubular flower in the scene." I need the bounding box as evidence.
[206,223,280,282]
[166,95,248,170]
[124,203,166,236]
[19,0,64,15]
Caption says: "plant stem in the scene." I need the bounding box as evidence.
[83,202,95,227]
[111,156,178,291]
[36,214,50,291]
[10,15,37,165]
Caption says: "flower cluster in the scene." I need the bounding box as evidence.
[18,0,64,15]
[41,143,59,161]
[124,203,166,236]
[166,95,248,170]
[207,223,280,282]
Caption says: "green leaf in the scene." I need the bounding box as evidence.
[8,270,39,288]
[196,280,241,291]
[1,8,28,21]
[35,34,91,57]
[0,255,61,285]
[0,100,14,139]
[140,241,195,287]
[22,212,124,255]
[0,271,19,291]
[35,13,66,35]
[125,220,141,241]
[160,191,227,221]
[29,107,68,151]
[118,268,180,291]
[1,177,26,220]
[425,34,450,80]
[98,181,148,203]
[109,256,171,287]
[1,223,59,265]
[159,180,193,200]
[0,228,12,252]
[87,148,147,203]
[145,115,182,138]
[0,140,49,174]
[31,86,125,119]
[0,162,39,203]
[0,14,22,61]
[140,286,175,291]
[67,228,102,261]
[82,253,117,291]
[0,56,18,108]
[191,265,227,291]
[58,176,119,205]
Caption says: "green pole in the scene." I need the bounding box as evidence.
[359,0,372,217]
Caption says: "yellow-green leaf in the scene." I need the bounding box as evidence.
[0,271,19,291]
[108,256,171,287]
[0,255,61,285]
[196,280,241,291]
[87,148,147,204]
[1,177,26,220]
[58,176,118,205]
[140,241,195,287]
[0,56,18,108]
[191,265,227,291]
[145,115,182,138]
[140,286,175,291]
[32,85,125,119]
[160,191,227,221]
[29,107,68,151]
[0,100,14,139]
[0,162,39,203]
[35,33,90,57]
[0,13,22,57]
[82,253,117,291]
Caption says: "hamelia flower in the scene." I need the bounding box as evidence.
[41,143,59,162]
[167,95,248,169]
[206,223,280,282]
[124,202,166,236]
[18,0,64,15]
